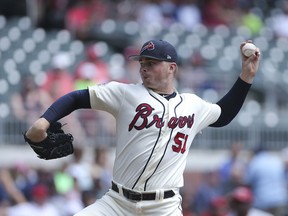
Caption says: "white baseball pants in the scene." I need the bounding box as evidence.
[74,189,183,216]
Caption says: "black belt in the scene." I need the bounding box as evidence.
[111,181,175,201]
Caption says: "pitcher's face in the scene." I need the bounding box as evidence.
[139,58,176,93]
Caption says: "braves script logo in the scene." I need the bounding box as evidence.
[140,41,155,53]
[129,103,195,131]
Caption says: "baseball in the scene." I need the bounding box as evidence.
[242,43,257,57]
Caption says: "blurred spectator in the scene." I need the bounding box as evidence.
[181,191,196,216]
[74,65,97,90]
[0,168,26,207]
[192,170,223,215]
[160,0,177,25]
[228,186,273,216]
[65,147,94,192]
[240,6,263,36]
[53,163,74,196]
[201,196,229,216]
[177,51,216,95]
[60,180,83,216]
[136,0,166,28]
[52,163,83,215]
[80,189,97,208]
[5,183,60,216]
[271,0,288,38]
[219,141,247,194]
[200,0,236,28]
[90,147,113,198]
[175,0,201,31]
[10,75,53,132]
[41,52,74,101]
[0,183,8,208]
[65,0,109,40]
[74,43,110,90]
[65,0,93,39]
[244,146,288,216]
[11,163,38,201]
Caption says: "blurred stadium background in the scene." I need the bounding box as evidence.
[0,0,288,216]
[1,0,288,153]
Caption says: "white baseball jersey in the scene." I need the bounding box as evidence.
[89,81,221,192]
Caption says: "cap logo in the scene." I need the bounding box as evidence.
[167,55,171,59]
[141,41,155,53]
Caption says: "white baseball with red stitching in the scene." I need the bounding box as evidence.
[242,43,257,57]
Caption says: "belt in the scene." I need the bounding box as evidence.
[111,181,175,201]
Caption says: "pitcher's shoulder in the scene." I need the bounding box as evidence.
[179,92,202,101]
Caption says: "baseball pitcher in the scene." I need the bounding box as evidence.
[24,39,260,215]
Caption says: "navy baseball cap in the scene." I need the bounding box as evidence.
[129,39,178,63]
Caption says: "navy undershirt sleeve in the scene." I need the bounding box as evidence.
[210,78,251,127]
[41,89,91,123]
